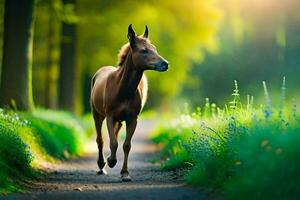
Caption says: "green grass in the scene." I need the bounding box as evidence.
[21,110,88,159]
[0,112,35,194]
[0,109,92,194]
[151,78,300,199]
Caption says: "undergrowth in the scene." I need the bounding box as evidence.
[151,78,300,199]
[0,109,92,194]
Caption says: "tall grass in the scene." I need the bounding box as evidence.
[151,78,299,199]
[0,111,36,193]
[0,109,92,194]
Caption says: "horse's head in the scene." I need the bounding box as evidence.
[127,24,169,72]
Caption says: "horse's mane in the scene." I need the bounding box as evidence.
[117,43,131,66]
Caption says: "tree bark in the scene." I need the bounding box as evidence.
[0,0,35,111]
[58,0,78,113]
[45,0,58,109]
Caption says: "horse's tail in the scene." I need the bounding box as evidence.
[90,73,98,111]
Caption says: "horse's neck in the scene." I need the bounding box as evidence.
[117,51,143,100]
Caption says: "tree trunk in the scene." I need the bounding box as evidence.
[58,0,78,113]
[45,0,58,109]
[0,0,35,111]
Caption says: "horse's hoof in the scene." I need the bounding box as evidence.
[121,174,132,182]
[97,169,107,175]
[107,157,117,168]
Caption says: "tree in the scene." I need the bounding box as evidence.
[58,0,79,113]
[45,0,59,109]
[0,0,35,111]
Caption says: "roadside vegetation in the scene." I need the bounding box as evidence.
[151,78,299,199]
[0,109,93,194]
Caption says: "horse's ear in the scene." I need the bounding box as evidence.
[143,25,149,39]
[127,24,136,48]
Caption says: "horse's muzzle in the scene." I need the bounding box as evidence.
[154,60,169,72]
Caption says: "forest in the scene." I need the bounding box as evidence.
[1,0,299,112]
[0,0,299,199]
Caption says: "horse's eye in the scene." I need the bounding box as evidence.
[140,49,148,54]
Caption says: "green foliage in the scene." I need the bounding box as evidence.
[225,120,300,200]
[151,79,300,199]
[0,109,91,194]
[0,110,36,194]
[183,0,300,107]
[79,114,96,138]
[162,149,191,171]
[21,110,88,159]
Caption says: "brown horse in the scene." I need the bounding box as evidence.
[90,24,168,182]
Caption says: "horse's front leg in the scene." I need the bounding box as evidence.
[92,110,106,175]
[121,118,137,182]
[106,116,118,168]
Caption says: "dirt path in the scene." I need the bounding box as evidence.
[2,120,215,200]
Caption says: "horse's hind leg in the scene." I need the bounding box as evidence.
[106,116,119,168]
[92,110,106,175]
[121,118,137,182]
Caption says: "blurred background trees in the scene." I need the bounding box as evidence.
[0,0,299,114]
[183,0,300,106]
[58,0,79,113]
[0,0,35,111]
